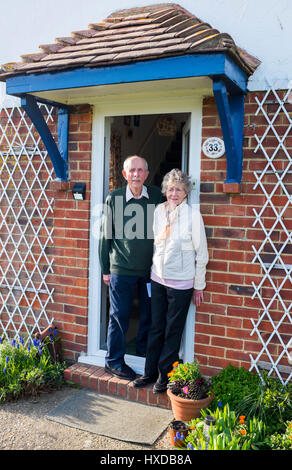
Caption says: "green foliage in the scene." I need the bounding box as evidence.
[266,421,292,450]
[237,373,292,433]
[209,364,260,411]
[182,404,267,450]
[0,334,66,402]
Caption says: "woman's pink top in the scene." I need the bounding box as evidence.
[151,271,193,290]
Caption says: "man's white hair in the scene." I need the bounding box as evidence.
[123,155,149,171]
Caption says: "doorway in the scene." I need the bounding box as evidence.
[84,93,203,373]
[100,112,191,357]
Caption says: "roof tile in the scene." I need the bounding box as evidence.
[0,3,260,80]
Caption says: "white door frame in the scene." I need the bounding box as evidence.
[79,89,204,373]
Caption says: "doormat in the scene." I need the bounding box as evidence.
[46,389,173,445]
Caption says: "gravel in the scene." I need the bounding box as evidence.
[0,386,173,451]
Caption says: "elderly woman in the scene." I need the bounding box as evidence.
[133,169,209,393]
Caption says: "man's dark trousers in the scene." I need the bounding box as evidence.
[106,273,151,369]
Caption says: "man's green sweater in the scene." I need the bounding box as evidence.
[99,186,163,277]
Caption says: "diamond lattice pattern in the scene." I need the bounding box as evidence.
[251,85,292,385]
[0,104,56,345]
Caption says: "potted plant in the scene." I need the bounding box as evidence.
[169,420,190,447]
[167,359,213,421]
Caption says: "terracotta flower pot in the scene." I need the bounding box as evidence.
[169,420,189,448]
[167,389,213,421]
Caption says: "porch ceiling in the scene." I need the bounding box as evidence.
[23,76,213,106]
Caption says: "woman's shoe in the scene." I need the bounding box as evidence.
[153,380,168,394]
[133,375,157,388]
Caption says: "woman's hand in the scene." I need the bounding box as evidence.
[103,274,111,286]
[193,289,204,307]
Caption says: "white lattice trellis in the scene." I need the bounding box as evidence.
[251,83,292,385]
[0,103,55,345]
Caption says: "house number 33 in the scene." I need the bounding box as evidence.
[202,137,225,158]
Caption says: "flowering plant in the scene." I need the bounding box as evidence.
[0,330,66,403]
[182,404,267,450]
[167,359,211,400]
[266,421,292,450]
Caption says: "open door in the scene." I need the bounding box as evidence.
[181,116,190,174]
[179,114,196,362]
[84,94,203,373]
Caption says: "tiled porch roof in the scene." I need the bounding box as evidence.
[0,3,260,80]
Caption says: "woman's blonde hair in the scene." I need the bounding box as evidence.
[161,168,192,195]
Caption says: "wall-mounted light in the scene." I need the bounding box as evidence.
[72,182,86,201]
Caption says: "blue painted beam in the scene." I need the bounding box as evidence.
[213,80,245,184]
[6,53,247,96]
[21,94,68,181]
[57,107,69,167]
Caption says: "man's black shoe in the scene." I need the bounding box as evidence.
[104,364,136,381]
[133,375,157,388]
[153,380,168,394]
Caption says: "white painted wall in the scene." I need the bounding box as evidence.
[0,0,291,103]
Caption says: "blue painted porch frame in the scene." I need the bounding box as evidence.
[21,95,69,181]
[6,52,248,182]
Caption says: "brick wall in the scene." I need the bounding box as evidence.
[0,106,57,336]
[46,105,92,361]
[197,92,292,378]
[1,94,290,375]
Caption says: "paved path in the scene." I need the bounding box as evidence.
[0,386,173,451]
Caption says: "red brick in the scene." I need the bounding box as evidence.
[99,372,112,393]
[128,383,138,401]
[117,379,131,398]
[211,336,243,350]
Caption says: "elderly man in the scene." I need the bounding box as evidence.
[99,155,163,380]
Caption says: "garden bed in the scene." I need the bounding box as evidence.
[171,363,292,450]
[0,328,66,403]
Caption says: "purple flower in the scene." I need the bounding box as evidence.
[182,386,189,394]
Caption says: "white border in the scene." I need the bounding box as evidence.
[79,89,204,373]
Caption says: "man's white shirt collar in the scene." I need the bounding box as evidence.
[126,184,149,201]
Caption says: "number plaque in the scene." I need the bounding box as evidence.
[202,137,225,158]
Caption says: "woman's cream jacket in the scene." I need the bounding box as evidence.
[151,199,209,290]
